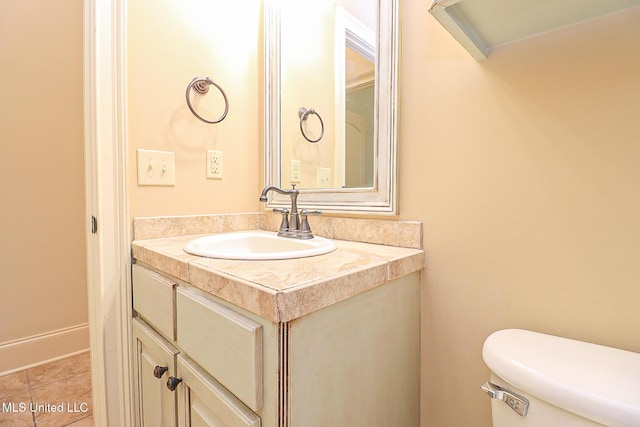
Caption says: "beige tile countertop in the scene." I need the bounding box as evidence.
[131,213,424,322]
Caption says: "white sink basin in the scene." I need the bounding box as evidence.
[183,230,336,260]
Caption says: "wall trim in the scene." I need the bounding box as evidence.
[0,324,90,376]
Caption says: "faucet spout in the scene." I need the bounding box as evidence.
[259,185,297,202]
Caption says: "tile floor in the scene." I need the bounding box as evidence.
[0,352,93,427]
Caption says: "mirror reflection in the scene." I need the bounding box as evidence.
[265,0,397,214]
[278,0,377,189]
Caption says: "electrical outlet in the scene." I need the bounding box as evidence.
[290,159,301,183]
[316,167,331,188]
[136,149,176,186]
[206,150,223,179]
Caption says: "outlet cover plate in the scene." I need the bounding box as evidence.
[206,150,223,179]
[290,159,301,183]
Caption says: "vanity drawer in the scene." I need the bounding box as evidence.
[176,286,263,411]
[132,264,177,341]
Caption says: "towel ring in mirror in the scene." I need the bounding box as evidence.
[298,107,324,143]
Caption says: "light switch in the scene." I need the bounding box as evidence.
[136,149,176,186]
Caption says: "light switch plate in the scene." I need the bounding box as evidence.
[316,167,331,188]
[136,149,176,186]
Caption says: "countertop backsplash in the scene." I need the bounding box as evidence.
[132,212,422,249]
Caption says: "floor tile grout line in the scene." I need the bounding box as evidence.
[29,368,92,393]
[62,413,93,427]
[24,369,37,427]
[27,353,92,391]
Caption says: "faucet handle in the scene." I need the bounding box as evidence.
[273,208,290,236]
[300,209,322,216]
[298,210,322,239]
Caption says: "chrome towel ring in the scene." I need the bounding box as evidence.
[298,107,324,143]
[185,77,229,124]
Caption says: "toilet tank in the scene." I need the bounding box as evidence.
[481,329,640,427]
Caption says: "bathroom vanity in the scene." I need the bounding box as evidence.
[130,214,423,427]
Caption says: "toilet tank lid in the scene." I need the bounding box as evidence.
[483,329,640,427]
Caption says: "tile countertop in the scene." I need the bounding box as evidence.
[132,230,424,323]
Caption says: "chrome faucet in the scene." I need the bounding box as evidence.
[259,185,322,239]
[259,185,300,236]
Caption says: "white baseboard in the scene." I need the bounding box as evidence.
[0,323,90,376]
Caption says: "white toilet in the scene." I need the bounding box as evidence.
[481,329,640,427]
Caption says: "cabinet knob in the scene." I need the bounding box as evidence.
[153,365,169,379]
[166,376,182,391]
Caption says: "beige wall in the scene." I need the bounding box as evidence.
[127,0,263,218]
[399,5,640,426]
[0,0,88,372]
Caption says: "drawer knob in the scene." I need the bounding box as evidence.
[166,376,182,391]
[153,365,169,379]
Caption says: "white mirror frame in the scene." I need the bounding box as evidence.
[264,0,399,215]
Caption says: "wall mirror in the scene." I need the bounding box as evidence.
[264,0,398,215]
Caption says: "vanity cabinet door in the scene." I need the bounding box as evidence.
[176,354,261,427]
[133,318,180,427]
